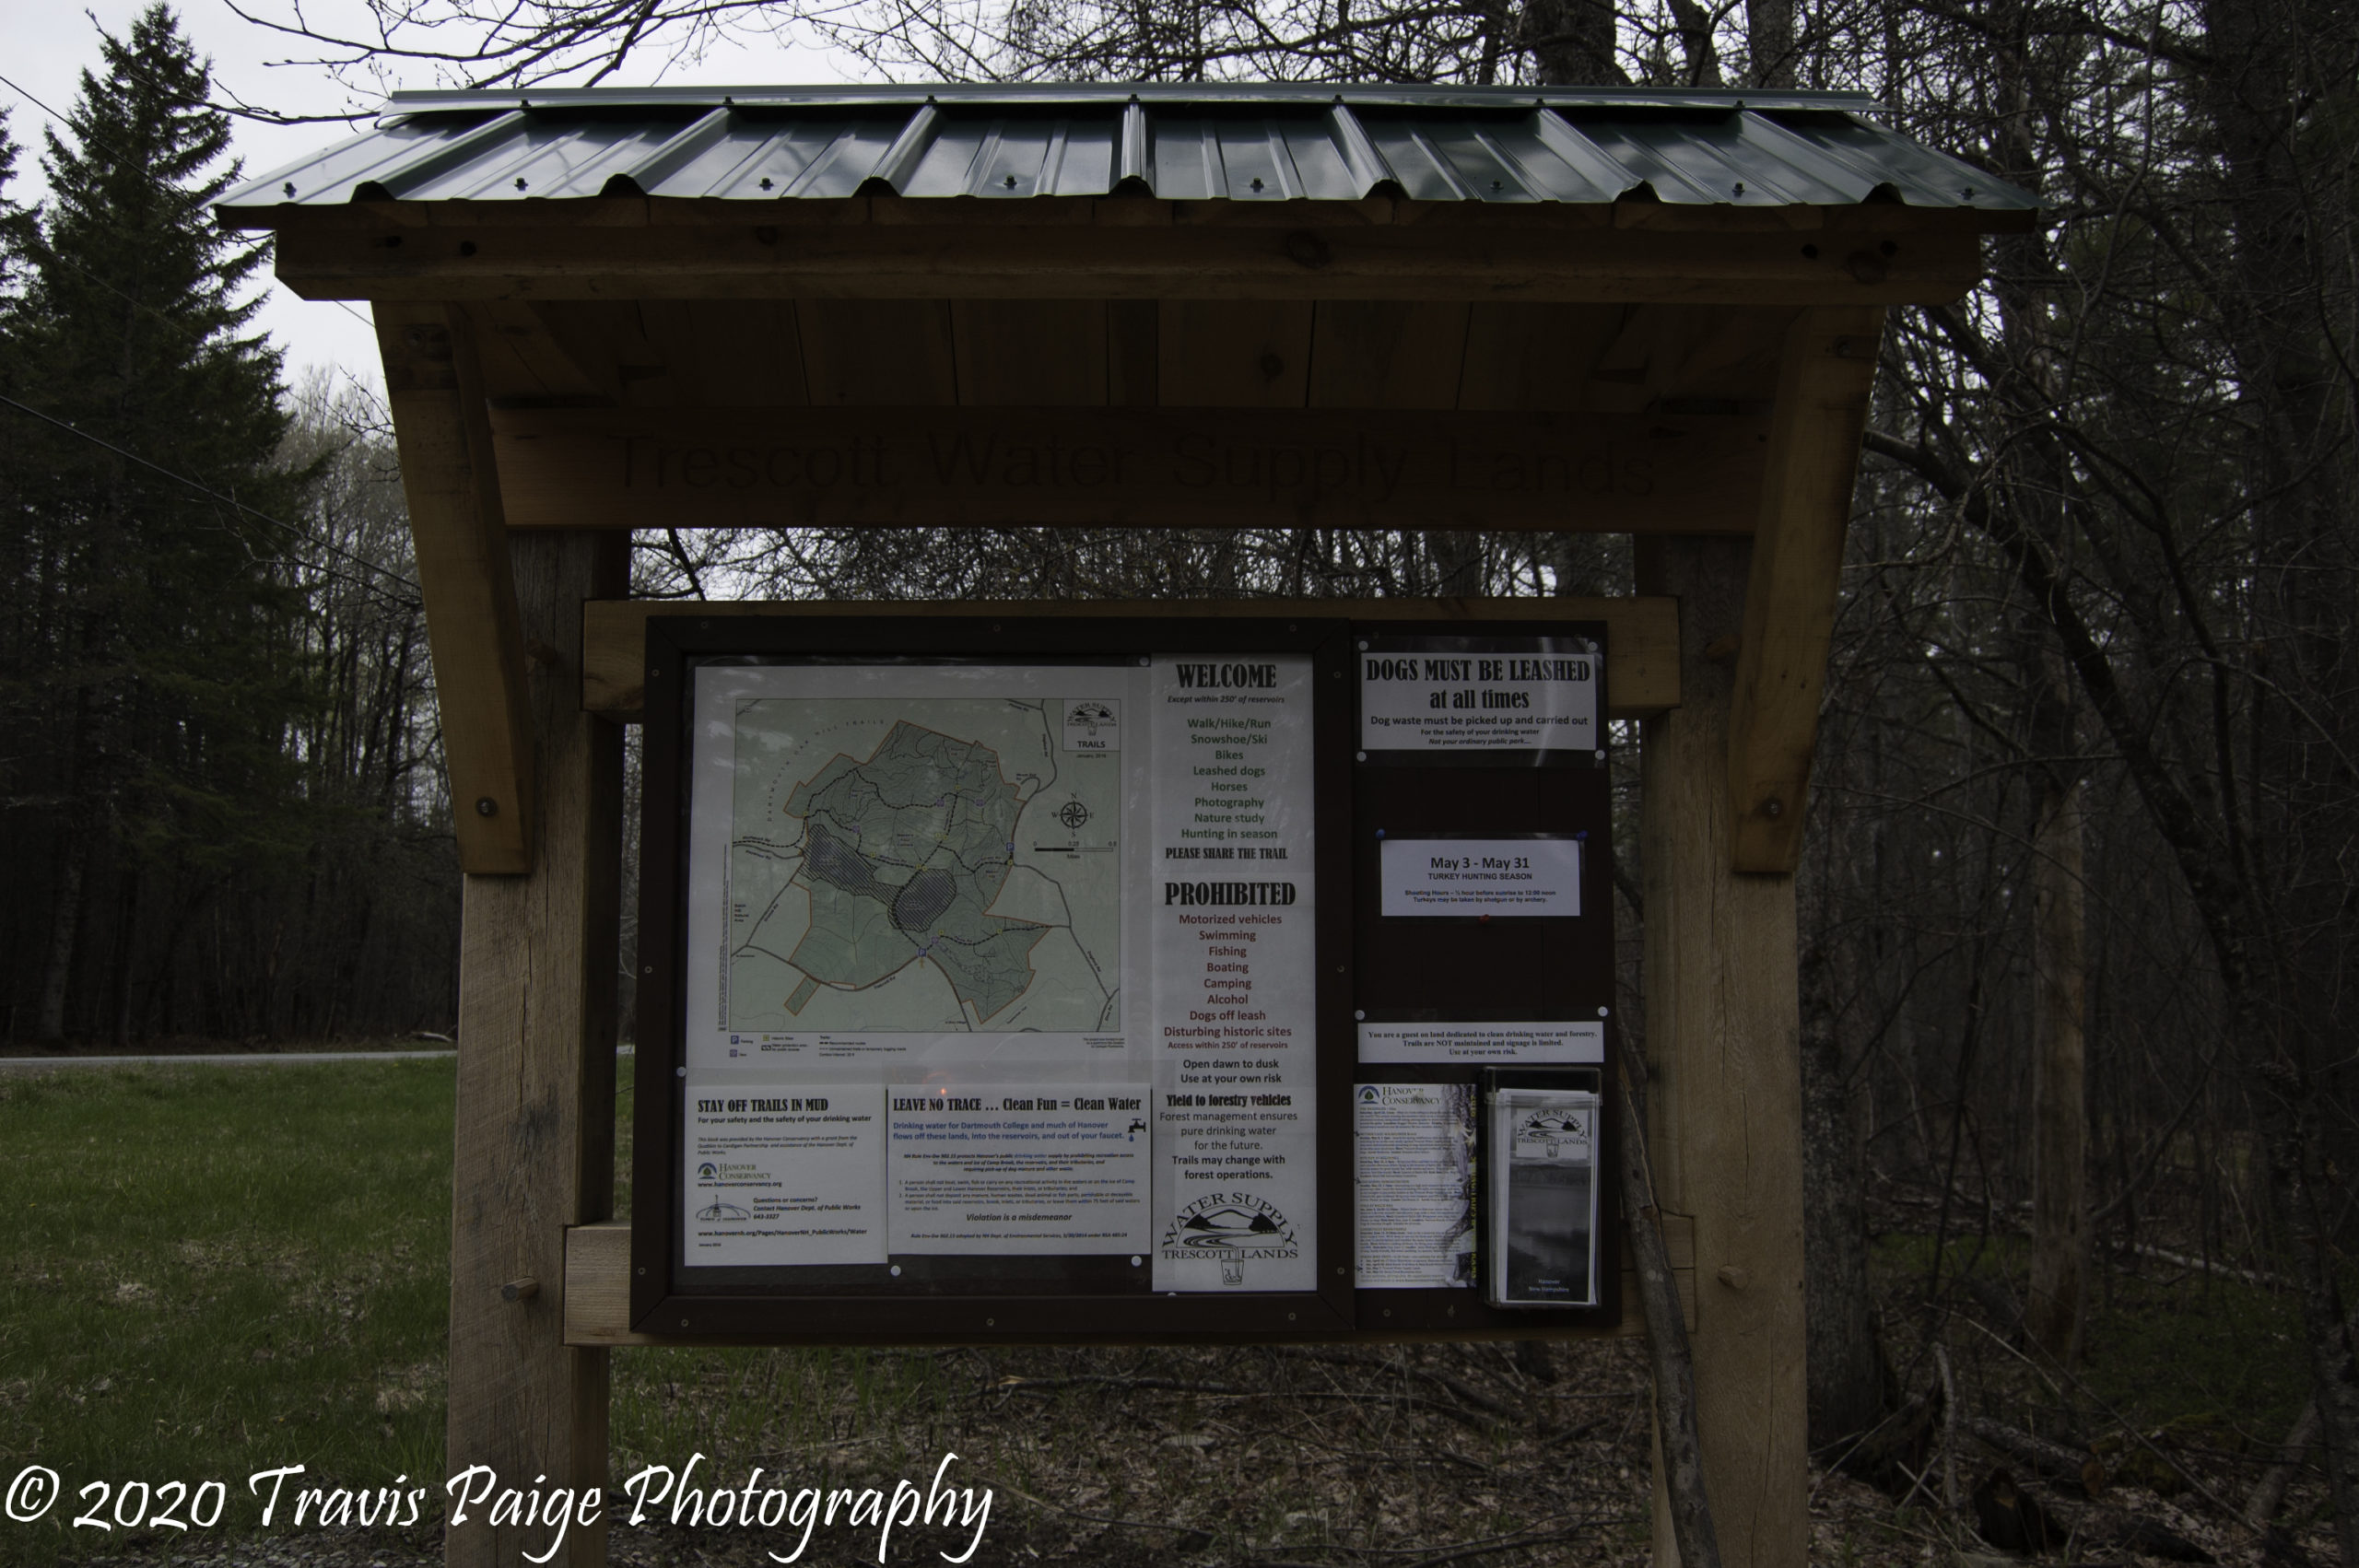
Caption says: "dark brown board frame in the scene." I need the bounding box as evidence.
[1349,622,1621,1335]
[631,614,1357,1339]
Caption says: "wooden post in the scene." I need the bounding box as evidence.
[1638,535,1810,1567]
[446,530,627,1568]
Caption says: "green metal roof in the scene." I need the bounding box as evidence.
[220,83,2036,217]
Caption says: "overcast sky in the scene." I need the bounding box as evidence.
[3,0,868,389]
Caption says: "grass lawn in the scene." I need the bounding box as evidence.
[0,1062,453,1562]
[0,1064,976,1564]
[2,1064,2341,1566]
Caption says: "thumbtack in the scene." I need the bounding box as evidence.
[474,797,498,817]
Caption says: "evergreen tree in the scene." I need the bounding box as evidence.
[1,4,309,1041]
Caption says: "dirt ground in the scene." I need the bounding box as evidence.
[62,1321,2340,1567]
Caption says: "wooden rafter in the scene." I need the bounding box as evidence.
[577,596,1683,721]
[376,302,537,874]
[487,404,1767,534]
[1725,305,1888,874]
[276,216,1986,305]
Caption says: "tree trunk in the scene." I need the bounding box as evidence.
[109,863,142,1047]
[2259,1070,2359,1567]
[1744,0,1793,88]
[2025,662,2087,1367]
[1523,0,1621,85]
[35,833,88,1042]
[1803,950,1887,1447]
[2194,4,2359,1554]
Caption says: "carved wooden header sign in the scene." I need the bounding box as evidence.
[493,407,1766,534]
[631,614,1619,1340]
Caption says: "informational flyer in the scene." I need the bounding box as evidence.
[1150,653,1319,1293]
[1485,1084,1601,1308]
[887,1084,1151,1253]
[1380,837,1582,918]
[1358,1020,1604,1065]
[1358,636,1599,756]
[685,1083,886,1266]
[1354,1083,1476,1289]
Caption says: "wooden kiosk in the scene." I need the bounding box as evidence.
[221,81,2034,1567]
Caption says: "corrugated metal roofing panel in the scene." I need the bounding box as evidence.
[219,85,2041,216]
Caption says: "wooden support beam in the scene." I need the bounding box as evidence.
[465,300,623,403]
[635,299,806,406]
[1159,299,1313,404]
[560,1219,1693,1347]
[375,302,536,873]
[951,299,1108,405]
[1637,535,1808,1568]
[447,532,626,1568]
[276,220,1985,305]
[798,299,957,404]
[578,595,1680,720]
[487,404,1766,535]
[1725,307,1886,873]
[1308,300,1471,408]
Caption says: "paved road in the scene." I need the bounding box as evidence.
[0,1048,460,1071]
[0,1046,638,1071]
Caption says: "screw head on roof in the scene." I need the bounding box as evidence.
[514,176,528,190]
[1003,173,1017,188]
[282,181,296,197]
[1963,185,1976,196]
[759,176,774,190]
[1250,176,1264,191]
[1491,179,1503,191]
[1733,181,1746,195]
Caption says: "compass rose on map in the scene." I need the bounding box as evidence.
[1057,799,1093,831]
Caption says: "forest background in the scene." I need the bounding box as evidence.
[0,0,2353,1560]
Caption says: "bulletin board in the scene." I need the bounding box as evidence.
[628,614,1618,1340]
